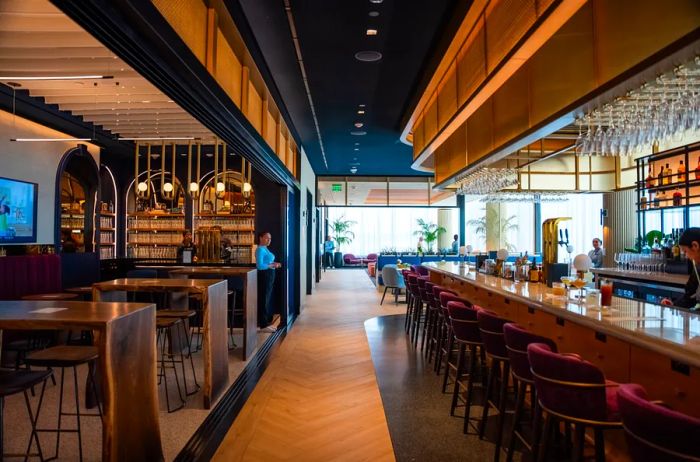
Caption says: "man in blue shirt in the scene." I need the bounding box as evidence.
[451,234,459,254]
[323,235,335,269]
[256,231,281,332]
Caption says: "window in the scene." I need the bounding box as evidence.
[541,193,603,262]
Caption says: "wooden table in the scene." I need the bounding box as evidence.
[20,293,79,301]
[169,267,258,360]
[92,278,228,408]
[0,300,161,461]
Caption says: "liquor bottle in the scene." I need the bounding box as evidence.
[663,163,671,185]
[664,234,673,259]
[673,237,681,260]
[646,165,656,189]
[678,160,686,182]
[652,237,661,254]
[658,163,665,185]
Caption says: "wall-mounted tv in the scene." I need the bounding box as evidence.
[0,176,38,244]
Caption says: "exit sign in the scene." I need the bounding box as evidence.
[332,184,342,192]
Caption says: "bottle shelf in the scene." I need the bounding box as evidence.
[127,228,186,232]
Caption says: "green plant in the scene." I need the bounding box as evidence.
[331,216,356,251]
[414,218,446,252]
[467,206,519,251]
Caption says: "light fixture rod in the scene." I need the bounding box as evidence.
[11,138,90,142]
[0,75,112,81]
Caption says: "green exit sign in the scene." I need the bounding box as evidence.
[332,184,342,192]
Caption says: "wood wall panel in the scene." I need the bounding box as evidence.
[465,99,494,166]
[485,0,537,73]
[456,25,486,107]
[492,66,529,149]
[215,30,242,107]
[602,189,637,267]
[264,112,277,148]
[437,63,458,128]
[247,81,262,132]
[152,0,207,64]
[424,96,439,145]
[413,119,425,158]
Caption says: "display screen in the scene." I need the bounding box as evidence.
[0,176,38,244]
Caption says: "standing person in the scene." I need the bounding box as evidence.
[661,228,700,311]
[417,236,424,255]
[256,231,281,331]
[451,234,459,254]
[0,195,9,237]
[176,230,197,263]
[220,237,233,263]
[588,238,605,268]
[323,235,335,269]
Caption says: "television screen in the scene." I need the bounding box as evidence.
[0,176,38,244]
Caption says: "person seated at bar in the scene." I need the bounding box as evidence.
[220,237,233,263]
[661,227,700,311]
[61,229,77,253]
[451,234,459,254]
[588,237,605,268]
[323,235,335,269]
[177,230,197,263]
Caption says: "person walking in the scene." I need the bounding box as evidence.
[323,235,335,269]
[256,231,281,332]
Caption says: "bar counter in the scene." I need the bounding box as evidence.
[424,262,700,417]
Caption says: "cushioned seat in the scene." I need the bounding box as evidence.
[25,346,99,368]
[0,369,52,397]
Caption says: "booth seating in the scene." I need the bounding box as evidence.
[0,255,62,301]
[343,254,363,266]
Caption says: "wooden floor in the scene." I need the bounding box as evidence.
[212,269,404,461]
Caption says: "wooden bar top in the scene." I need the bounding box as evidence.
[93,278,224,293]
[424,262,700,369]
[0,300,154,326]
[169,266,257,276]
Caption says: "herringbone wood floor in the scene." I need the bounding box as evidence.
[212,269,404,461]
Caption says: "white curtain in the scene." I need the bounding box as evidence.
[541,194,604,262]
[327,207,448,256]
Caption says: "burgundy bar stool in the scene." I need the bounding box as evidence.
[424,285,457,360]
[408,276,426,341]
[413,279,434,347]
[618,383,700,462]
[477,310,513,462]
[435,292,471,380]
[403,272,419,333]
[528,343,624,462]
[503,323,558,462]
[448,301,485,434]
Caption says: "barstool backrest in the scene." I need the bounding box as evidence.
[503,323,557,383]
[421,281,435,304]
[618,383,700,462]
[477,310,511,360]
[431,285,457,308]
[448,301,482,344]
[439,292,470,317]
[527,343,612,423]
[382,265,405,289]
[414,265,429,276]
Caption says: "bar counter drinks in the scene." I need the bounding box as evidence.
[423,261,700,417]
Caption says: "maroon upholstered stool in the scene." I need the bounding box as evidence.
[528,343,624,462]
[503,323,558,462]
[477,310,513,462]
[403,273,419,333]
[424,285,457,360]
[413,279,434,347]
[436,292,471,383]
[618,383,700,462]
[448,301,485,434]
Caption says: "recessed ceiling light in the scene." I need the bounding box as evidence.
[369,11,380,17]
[355,142,360,145]
[350,130,367,136]
[354,148,359,151]
[141,100,151,103]
[354,122,364,128]
[355,51,382,62]
[359,104,366,108]
[350,167,358,174]
[366,29,378,36]
[357,110,365,115]
[369,0,383,3]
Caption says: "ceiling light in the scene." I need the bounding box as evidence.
[137,182,148,192]
[119,137,196,141]
[366,29,378,36]
[359,104,366,108]
[357,110,365,115]
[354,148,359,151]
[0,75,112,81]
[189,183,199,193]
[11,138,91,142]
[243,182,252,193]
[350,167,358,174]
[141,100,151,103]
[369,0,384,3]
[355,51,382,62]
[216,182,226,193]
[350,130,367,136]
[163,182,174,193]
[354,122,364,128]
[369,11,380,17]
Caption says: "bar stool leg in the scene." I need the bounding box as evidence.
[530,401,543,462]
[441,332,454,393]
[450,343,465,416]
[464,345,479,434]
[493,361,510,462]
[573,423,585,462]
[72,366,83,462]
[594,428,605,462]
[505,380,526,462]
[538,413,556,462]
[480,358,498,439]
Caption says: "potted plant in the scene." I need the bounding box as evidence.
[331,216,356,267]
[414,218,446,255]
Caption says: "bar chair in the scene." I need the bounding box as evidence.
[528,342,624,462]
[618,383,700,462]
[425,285,457,363]
[156,317,188,412]
[412,279,434,347]
[436,292,471,389]
[0,369,52,461]
[503,323,558,462]
[406,274,424,337]
[476,310,513,462]
[155,309,200,396]
[25,346,103,462]
[403,273,419,333]
[448,301,485,434]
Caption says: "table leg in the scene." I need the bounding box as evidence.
[202,281,229,408]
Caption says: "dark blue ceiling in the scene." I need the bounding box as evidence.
[233,0,470,176]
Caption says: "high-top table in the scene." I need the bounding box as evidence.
[92,278,228,409]
[0,300,161,462]
[169,267,258,360]
[423,261,700,417]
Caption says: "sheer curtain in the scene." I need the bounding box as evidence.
[327,207,442,255]
[541,194,604,262]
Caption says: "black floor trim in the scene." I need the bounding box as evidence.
[174,315,295,461]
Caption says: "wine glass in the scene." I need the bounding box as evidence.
[613,253,621,270]
[560,275,573,299]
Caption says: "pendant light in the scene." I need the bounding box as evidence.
[161,141,176,201]
[188,140,200,199]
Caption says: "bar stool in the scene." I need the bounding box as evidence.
[25,345,102,462]
[476,310,513,462]
[156,317,187,412]
[528,343,624,462]
[406,274,423,336]
[156,309,200,396]
[403,273,419,333]
[436,292,471,388]
[412,279,433,347]
[417,280,435,350]
[448,301,485,434]
[0,369,52,460]
[618,383,700,462]
[503,323,558,462]
[424,285,457,361]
